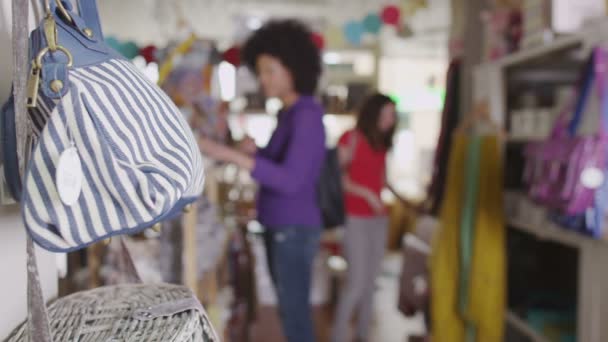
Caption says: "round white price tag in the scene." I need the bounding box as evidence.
[580,167,604,190]
[55,146,83,206]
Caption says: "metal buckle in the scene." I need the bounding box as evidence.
[35,45,73,69]
[43,16,58,51]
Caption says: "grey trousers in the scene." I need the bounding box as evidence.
[332,215,388,342]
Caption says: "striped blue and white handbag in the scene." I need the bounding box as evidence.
[2,0,205,252]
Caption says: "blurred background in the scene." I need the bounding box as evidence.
[2,0,608,341]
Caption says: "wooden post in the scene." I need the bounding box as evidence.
[182,202,199,293]
[87,244,102,288]
[460,0,488,117]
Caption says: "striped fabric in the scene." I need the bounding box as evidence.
[22,59,205,252]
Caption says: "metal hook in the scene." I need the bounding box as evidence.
[54,0,73,24]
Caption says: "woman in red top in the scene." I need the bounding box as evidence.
[332,93,397,342]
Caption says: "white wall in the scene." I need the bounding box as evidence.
[0,0,58,338]
[378,57,447,198]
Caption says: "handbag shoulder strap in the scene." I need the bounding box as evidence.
[77,0,104,40]
[12,1,52,339]
[26,237,53,341]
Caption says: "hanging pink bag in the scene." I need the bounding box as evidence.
[523,47,608,215]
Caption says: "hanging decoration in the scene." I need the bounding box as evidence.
[105,37,121,51]
[344,21,364,46]
[381,5,401,26]
[105,36,140,59]
[329,1,428,48]
[116,42,139,59]
[222,45,241,67]
[311,32,326,50]
[140,45,158,64]
[363,13,382,34]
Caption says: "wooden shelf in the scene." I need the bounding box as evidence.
[508,216,600,249]
[506,136,544,143]
[493,20,608,70]
[504,191,605,249]
[507,198,605,248]
[498,35,582,68]
[506,310,550,342]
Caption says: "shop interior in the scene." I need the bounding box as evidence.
[1,0,608,341]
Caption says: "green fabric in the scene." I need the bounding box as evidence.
[459,135,482,342]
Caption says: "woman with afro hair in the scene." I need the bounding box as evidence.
[199,19,325,342]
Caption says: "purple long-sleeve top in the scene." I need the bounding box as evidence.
[251,96,326,229]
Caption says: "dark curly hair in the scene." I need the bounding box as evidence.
[242,19,322,95]
[356,93,396,150]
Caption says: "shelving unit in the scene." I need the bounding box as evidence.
[506,211,600,250]
[506,310,550,342]
[506,136,544,144]
[477,19,608,342]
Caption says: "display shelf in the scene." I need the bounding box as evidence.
[507,216,599,250]
[506,136,544,144]
[497,35,582,68]
[496,19,608,69]
[477,18,608,342]
[506,310,550,342]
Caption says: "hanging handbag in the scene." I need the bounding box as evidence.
[317,131,358,229]
[523,47,608,215]
[4,2,218,341]
[1,0,205,252]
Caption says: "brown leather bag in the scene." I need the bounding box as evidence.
[398,216,437,317]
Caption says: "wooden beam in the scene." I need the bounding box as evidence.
[460,0,489,116]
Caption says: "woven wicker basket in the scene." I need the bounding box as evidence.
[6,284,218,342]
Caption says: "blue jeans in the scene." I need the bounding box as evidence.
[264,226,321,342]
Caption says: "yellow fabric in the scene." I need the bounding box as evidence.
[430,134,505,342]
[431,134,467,341]
[468,136,505,341]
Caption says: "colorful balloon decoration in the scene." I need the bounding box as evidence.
[344,21,364,46]
[363,13,382,34]
[311,32,325,50]
[381,5,401,26]
[222,46,241,67]
[118,41,140,59]
[140,45,158,64]
[105,37,121,52]
[339,3,409,47]
[105,36,140,59]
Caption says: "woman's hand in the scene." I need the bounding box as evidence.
[199,137,255,171]
[199,137,230,161]
[366,192,386,215]
[238,136,258,155]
